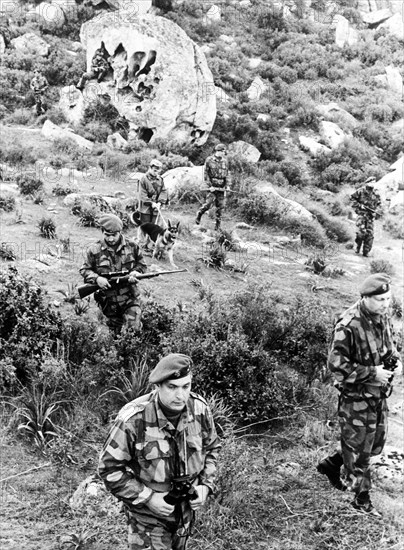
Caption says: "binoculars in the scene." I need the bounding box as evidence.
[164,475,198,506]
[382,351,399,372]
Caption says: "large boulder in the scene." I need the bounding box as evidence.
[316,102,358,131]
[11,33,50,56]
[380,13,404,40]
[299,136,331,156]
[361,8,392,25]
[79,12,216,146]
[385,65,403,96]
[162,166,204,197]
[228,141,261,163]
[255,182,313,220]
[319,121,348,149]
[204,5,221,24]
[41,120,94,150]
[246,76,268,101]
[59,86,86,125]
[373,155,404,209]
[335,16,359,48]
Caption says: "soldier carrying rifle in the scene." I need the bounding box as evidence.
[350,177,382,257]
[195,143,231,231]
[79,214,147,333]
[99,353,221,550]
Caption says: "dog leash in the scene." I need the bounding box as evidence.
[156,206,168,229]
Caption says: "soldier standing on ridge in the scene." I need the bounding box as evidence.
[195,143,231,231]
[76,42,111,91]
[79,214,147,334]
[350,177,381,257]
[317,274,402,516]
[137,159,169,227]
[30,67,49,116]
[99,353,221,550]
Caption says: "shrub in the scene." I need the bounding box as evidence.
[383,215,404,240]
[0,192,16,212]
[38,217,57,239]
[307,205,353,243]
[0,267,64,384]
[16,174,44,195]
[0,242,17,260]
[369,261,395,277]
[52,182,79,196]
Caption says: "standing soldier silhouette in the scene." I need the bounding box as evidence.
[350,177,381,257]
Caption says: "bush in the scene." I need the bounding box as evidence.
[0,267,64,384]
[369,261,395,277]
[52,182,79,196]
[0,242,17,260]
[307,205,353,243]
[38,216,57,239]
[0,192,16,212]
[16,174,44,195]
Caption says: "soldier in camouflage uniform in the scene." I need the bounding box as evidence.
[137,159,169,226]
[195,143,231,231]
[30,68,49,115]
[317,274,401,515]
[76,42,111,91]
[99,354,221,550]
[350,177,381,257]
[79,214,147,333]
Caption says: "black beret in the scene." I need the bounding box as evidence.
[360,273,391,297]
[149,354,193,384]
[98,214,123,232]
[215,143,226,151]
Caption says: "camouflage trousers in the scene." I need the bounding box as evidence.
[126,504,194,550]
[338,394,387,494]
[197,192,225,225]
[355,215,375,255]
[94,288,141,333]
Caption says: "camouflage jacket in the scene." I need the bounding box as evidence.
[204,155,231,189]
[79,235,147,296]
[91,51,110,70]
[98,390,221,512]
[138,173,169,214]
[350,186,381,218]
[30,75,48,92]
[328,300,400,399]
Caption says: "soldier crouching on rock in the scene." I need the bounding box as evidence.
[79,214,147,334]
[99,353,221,550]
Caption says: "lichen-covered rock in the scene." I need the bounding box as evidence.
[79,11,216,145]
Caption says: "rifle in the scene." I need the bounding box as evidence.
[78,269,187,299]
[351,200,380,216]
[203,187,242,194]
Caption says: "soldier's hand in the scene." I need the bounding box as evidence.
[151,202,159,209]
[147,492,175,517]
[209,186,216,192]
[374,365,392,385]
[128,272,139,284]
[189,485,209,511]
[96,276,111,290]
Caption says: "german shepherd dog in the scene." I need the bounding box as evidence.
[139,220,180,268]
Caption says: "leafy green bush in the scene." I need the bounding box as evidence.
[369,260,395,277]
[0,192,16,212]
[16,174,44,195]
[52,182,79,196]
[307,205,353,243]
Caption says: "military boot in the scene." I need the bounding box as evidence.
[215,219,221,231]
[195,212,202,225]
[317,452,346,491]
[351,491,381,516]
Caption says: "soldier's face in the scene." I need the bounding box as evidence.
[215,151,225,159]
[103,230,121,246]
[363,291,392,316]
[149,165,162,175]
[158,375,192,411]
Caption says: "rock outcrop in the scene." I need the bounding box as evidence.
[42,120,94,150]
[255,182,313,220]
[11,33,50,56]
[319,121,348,149]
[78,12,216,145]
[228,141,261,163]
[335,16,359,48]
[299,136,331,156]
[162,166,205,197]
[379,13,404,40]
[316,103,358,131]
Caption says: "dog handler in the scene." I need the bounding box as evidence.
[99,353,221,550]
[79,214,147,333]
[138,159,169,225]
[317,274,401,515]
